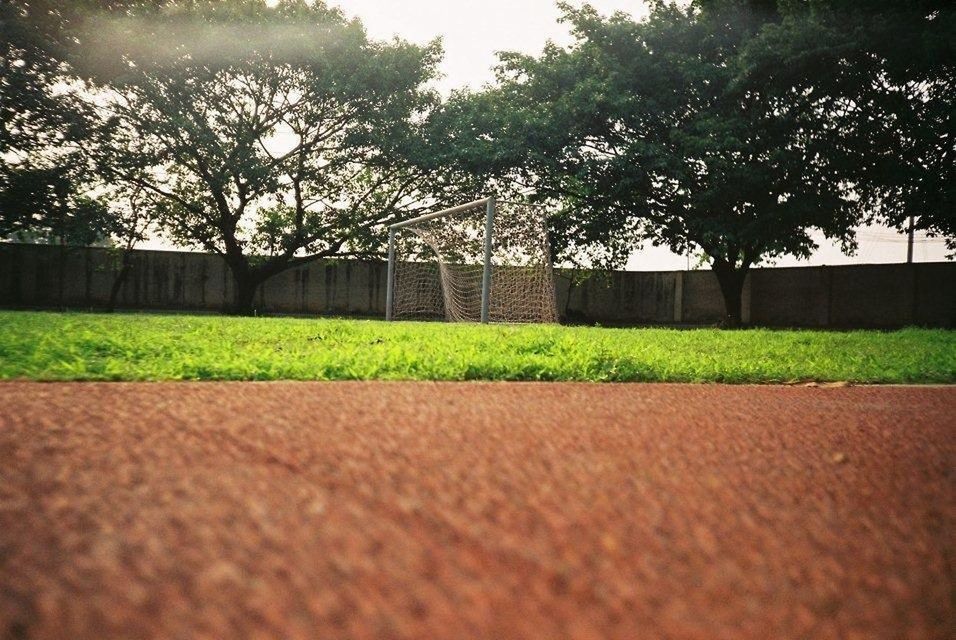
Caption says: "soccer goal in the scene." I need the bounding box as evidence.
[386,197,558,323]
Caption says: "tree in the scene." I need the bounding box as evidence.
[2,1,88,242]
[739,0,955,249]
[95,184,155,312]
[1,1,171,245]
[0,164,115,245]
[75,0,441,314]
[452,1,867,325]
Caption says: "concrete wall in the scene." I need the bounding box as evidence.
[746,262,956,328]
[0,244,390,317]
[555,270,679,324]
[1,243,953,328]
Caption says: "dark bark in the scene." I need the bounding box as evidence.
[712,262,749,328]
[230,271,261,316]
[227,250,334,315]
[57,242,66,309]
[106,249,134,312]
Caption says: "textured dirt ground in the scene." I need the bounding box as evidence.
[0,382,953,640]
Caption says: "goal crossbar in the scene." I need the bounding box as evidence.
[389,197,494,230]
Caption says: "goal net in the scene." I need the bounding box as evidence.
[387,198,558,323]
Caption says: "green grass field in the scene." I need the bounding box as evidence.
[0,311,953,383]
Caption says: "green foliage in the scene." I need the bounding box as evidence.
[1,2,89,241]
[74,0,442,312]
[0,165,112,244]
[1,1,173,245]
[1,311,952,383]
[435,0,954,322]
[3,0,951,315]
[471,2,867,273]
[740,0,955,248]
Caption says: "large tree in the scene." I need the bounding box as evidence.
[2,1,92,243]
[739,0,955,249]
[0,1,172,244]
[433,3,857,324]
[75,0,441,313]
[449,1,875,325]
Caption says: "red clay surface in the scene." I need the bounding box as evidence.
[0,382,953,640]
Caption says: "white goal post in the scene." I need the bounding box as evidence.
[385,197,558,324]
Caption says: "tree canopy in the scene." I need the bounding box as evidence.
[445,2,866,323]
[435,0,953,324]
[740,0,955,245]
[75,0,442,312]
[0,1,176,243]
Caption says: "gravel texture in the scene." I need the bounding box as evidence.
[0,382,953,639]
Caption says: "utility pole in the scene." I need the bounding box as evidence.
[906,215,915,264]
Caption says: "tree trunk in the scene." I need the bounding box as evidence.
[57,241,66,309]
[712,263,749,328]
[231,272,261,316]
[106,250,134,313]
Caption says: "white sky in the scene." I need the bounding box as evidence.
[328,0,650,93]
[146,0,951,268]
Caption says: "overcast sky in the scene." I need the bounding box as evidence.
[328,0,650,93]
